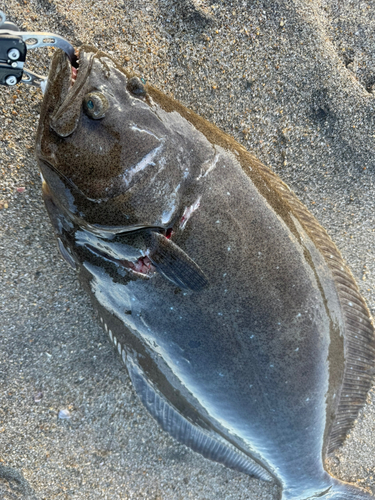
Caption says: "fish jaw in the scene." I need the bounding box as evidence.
[36,46,94,140]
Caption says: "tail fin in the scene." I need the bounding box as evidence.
[324,481,374,499]
[283,479,373,499]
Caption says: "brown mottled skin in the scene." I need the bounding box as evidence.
[36,46,375,499]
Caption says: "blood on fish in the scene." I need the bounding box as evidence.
[128,256,154,275]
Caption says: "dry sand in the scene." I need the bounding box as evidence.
[0,0,375,499]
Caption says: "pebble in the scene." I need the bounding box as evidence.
[58,409,71,420]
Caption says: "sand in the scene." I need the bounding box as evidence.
[0,0,375,499]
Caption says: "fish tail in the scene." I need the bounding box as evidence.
[324,480,374,499]
[283,479,374,499]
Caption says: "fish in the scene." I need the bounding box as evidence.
[35,45,375,500]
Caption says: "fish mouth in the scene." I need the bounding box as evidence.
[71,53,79,85]
[69,45,84,85]
[42,45,97,117]
[42,45,101,138]
[35,45,92,147]
[65,45,93,91]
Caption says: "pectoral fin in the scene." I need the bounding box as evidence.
[147,231,208,291]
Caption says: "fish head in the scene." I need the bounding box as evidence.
[35,45,194,232]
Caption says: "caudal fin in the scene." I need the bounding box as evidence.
[283,478,374,499]
[325,480,374,499]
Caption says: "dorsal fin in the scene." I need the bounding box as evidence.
[246,155,375,455]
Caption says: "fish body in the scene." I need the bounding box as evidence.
[35,46,375,499]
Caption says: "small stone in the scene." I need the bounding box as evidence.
[58,409,71,419]
[34,392,43,403]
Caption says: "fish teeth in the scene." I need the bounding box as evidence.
[70,66,78,87]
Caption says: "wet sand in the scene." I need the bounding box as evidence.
[1,0,375,498]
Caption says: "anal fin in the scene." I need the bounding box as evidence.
[126,357,272,482]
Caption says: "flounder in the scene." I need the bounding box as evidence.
[35,45,375,499]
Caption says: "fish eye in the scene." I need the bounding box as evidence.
[127,77,146,97]
[83,92,109,119]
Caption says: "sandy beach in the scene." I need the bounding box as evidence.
[1,0,375,498]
